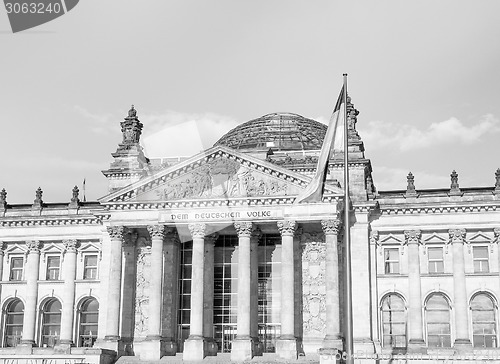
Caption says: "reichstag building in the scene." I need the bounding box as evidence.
[0,99,499,364]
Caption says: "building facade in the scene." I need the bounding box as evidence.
[0,102,499,363]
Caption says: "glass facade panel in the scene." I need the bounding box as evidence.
[177,241,192,352]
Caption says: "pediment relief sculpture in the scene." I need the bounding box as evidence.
[143,158,296,201]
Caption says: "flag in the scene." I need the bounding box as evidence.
[83,178,86,202]
[294,85,346,204]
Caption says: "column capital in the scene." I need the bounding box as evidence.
[63,239,80,252]
[0,241,6,255]
[234,222,254,238]
[147,225,172,240]
[188,223,207,239]
[165,229,181,244]
[277,220,297,236]
[404,230,422,245]
[493,228,500,243]
[205,232,219,244]
[107,226,125,240]
[449,228,466,243]
[26,240,42,253]
[321,219,341,235]
[370,230,379,245]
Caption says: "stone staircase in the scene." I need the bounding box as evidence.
[116,353,321,364]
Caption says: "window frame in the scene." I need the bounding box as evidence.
[3,299,24,347]
[45,255,61,281]
[77,297,99,347]
[82,253,99,280]
[380,294,407,348]
[470,293,498,348]
[384,247,400,274]
[39,298,62,348]
[472,246,490,273]
[425,293,452,348]
[9,256,24,281]
[427,247,444,274]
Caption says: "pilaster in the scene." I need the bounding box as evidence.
[21,240,42,346]
[449,228,472,349]
[57,239,80,351]
[404,230,426,353]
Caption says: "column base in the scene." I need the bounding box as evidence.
[183,336,206,361]
[408,339,427,353]
[15,342,34,355]
[95,337,121,354]
[140,337,177,360]
[54,341,73,354]
[205,337,218,356]
[276,337,298,360]
[322,335,343,351]
[231,337,254,361]
[252,336,263,357]
[454,338,472,353]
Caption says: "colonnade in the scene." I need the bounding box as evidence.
[102,218,343,361]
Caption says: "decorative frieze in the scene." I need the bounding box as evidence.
[277,220,297,236]
[321,219,341,235]
[188,223,206,238]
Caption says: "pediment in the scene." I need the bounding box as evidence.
[101,146,342,205]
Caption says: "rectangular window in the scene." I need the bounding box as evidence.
[473,246,489,273]
[9,257,24,281]
[46,256,61,280]
[83,255,98,280]
[428,247,444,274]
[384,248,399,274]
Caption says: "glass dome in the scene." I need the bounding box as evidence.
[215,113,326,151]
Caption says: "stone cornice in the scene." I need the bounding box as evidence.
[0,216,103,227]
[379,202,500,215]
[102,195,342,210]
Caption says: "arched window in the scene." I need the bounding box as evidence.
[40,299,61,347]
[4,299,24,347]
[381,294,406,347]
[78,298,98,347]
[471,293,497,348]
[426,294,451,347]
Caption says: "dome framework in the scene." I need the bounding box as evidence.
[215,112,327,151]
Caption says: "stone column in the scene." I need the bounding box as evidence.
[404,230,426,353]
[250,228,262,355]
[162,229,180,355]
[58,239,80,350]
[141,225,168,360]
[449,229,472,348]
[232,222,255,361]
[183,223,207,361]
[276,220,298,360]
[101,226,127,352]
[204,233,218,356]
[21,240,41,346]
[0,242,5,281]
[321,219,342,350]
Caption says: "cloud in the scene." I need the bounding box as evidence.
[74,105,116,134]
[140,111,240,158]
[358,114,500,152]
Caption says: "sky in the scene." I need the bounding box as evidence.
[1,1,500,203]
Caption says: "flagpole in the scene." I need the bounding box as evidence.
[343,73,354,364]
